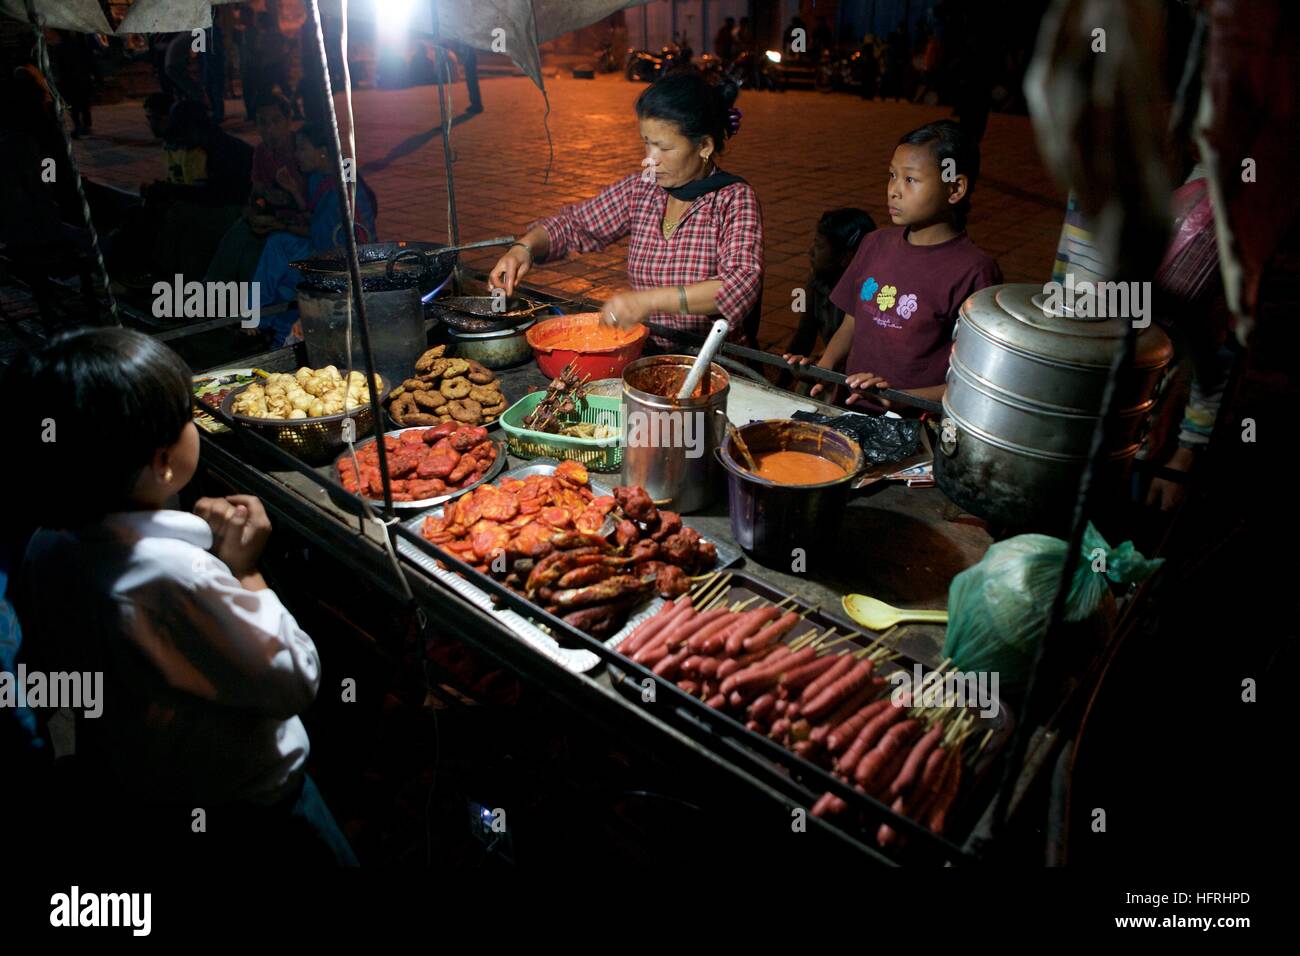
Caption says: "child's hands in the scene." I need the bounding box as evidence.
[783,353,831,397]
[844,371,892,408]
[194,495,272,579]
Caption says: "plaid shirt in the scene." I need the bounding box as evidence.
[535,173,764,346]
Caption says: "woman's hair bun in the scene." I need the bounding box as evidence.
[635,67,743,154]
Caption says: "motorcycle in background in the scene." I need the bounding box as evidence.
[625,40,693,82]
[728,48,785,91]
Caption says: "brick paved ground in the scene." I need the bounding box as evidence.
[71,74,1066,351]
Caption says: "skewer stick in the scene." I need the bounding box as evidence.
[690,571,720,598]
[698,573,733,610]
[815,631,857,653]
[788,629,822,651]
[731,596,760,612]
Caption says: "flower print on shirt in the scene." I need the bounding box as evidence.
[876,284,898,310]
[896,293,918,320]
[860,277,879,301]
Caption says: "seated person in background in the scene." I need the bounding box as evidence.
[206,93,308,283]
[107,98,252,284]
[785,207,877,363]
[250,122,377,347]
[785,121,1001,414]
[148,100,254,283]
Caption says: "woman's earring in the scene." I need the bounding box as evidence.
[163,467,174,484]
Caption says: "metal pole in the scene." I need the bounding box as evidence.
[22,3,119,327]
[305,0,395,517]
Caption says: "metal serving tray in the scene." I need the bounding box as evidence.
[605,569,1014,847]
[334,427,506,511]
[395,458,741,674]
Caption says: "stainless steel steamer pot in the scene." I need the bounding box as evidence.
[935,284,1173,532]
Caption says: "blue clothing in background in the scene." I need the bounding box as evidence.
[1,551,42,752]
[252,171,377,346]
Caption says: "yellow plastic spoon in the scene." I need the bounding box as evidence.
[842,594,949,631]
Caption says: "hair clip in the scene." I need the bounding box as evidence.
[726,107,742,137]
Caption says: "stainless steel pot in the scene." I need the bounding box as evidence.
[717,420,865,565]
[935,283,1173,532]
[445,319,537,369]
[620,355,730,514]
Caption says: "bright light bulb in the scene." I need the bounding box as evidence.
[765,50,782,63]
[377,0,418,45]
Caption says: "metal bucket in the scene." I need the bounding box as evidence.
[620,355,730,514]
[717,420,864,565]
[293,249,432,392]
[295,284,426,396]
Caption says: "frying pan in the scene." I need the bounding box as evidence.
[291,236,515,294]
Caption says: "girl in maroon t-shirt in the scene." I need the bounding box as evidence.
[786,120,1001,413]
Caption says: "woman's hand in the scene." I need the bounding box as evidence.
[843,371,892,407]
[1145,446,1195,512]
[488,245,531,297]
[194,494,273,580]
[600,289,654,329]
[275,167,306,207]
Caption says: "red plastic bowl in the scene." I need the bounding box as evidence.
[526,313,649,380]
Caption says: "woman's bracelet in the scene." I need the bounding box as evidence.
[677,285,689,314]
[510,241,533,264]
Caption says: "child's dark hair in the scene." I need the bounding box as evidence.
[635,69,742,155]
[817,208,877,259]
[897,119,981,230]
[252,92,292,119]
[4,329,193,529]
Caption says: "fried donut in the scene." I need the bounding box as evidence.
[437,414,454,424]
[388,386,406,400]
[439,375,471,399]
[403,412,442,426]
[480,398,508,416]
[447,398,483,423]
[412,390,448,410]
[402,378,427,392]
[391,393,418,419]
[442,358,470,379]
[414,345,447,371]
[469,383,503,404]
[465,360,495,384]
[419,357,450,381]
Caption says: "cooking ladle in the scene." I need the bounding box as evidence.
[727,423,759,472]
[841,594,949,631]
[677,318,730,400]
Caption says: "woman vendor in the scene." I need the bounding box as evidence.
[488,71,764,347]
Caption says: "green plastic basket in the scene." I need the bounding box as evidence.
[499,392,623,472]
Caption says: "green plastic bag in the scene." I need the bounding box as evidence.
[942,523,1163,692]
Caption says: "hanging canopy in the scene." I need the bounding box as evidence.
[0,0,111,33]
[1,0,244,35]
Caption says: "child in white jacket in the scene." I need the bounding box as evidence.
[8,328,354,864]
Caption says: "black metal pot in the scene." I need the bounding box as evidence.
[717,420,865,565]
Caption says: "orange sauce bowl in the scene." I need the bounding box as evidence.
[525,313,649,379]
